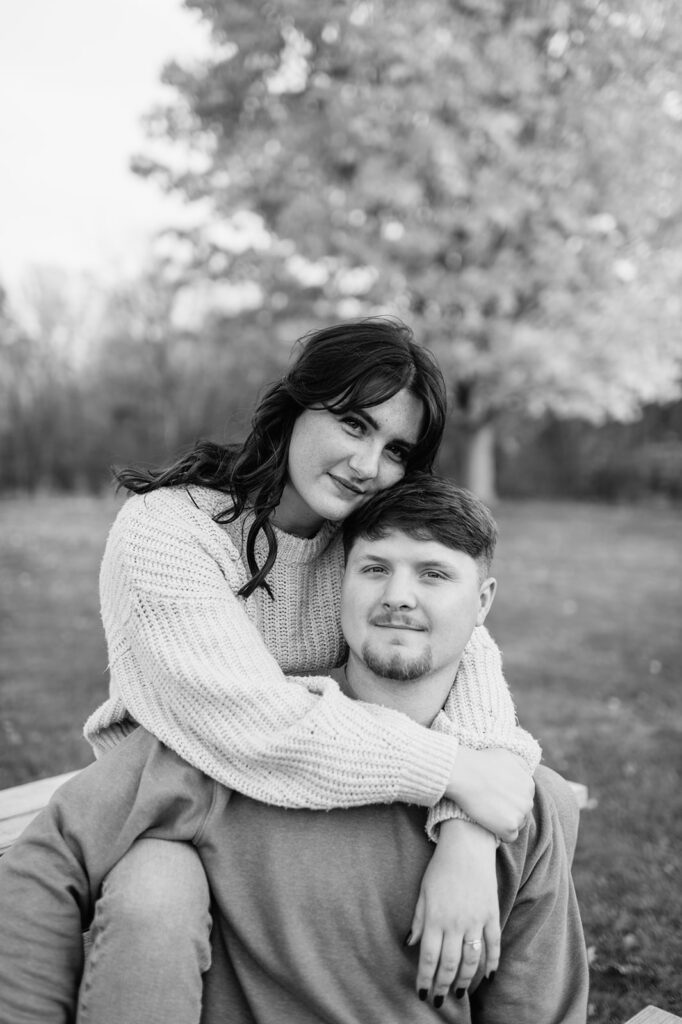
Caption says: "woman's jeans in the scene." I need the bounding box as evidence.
[77,838,212,1024]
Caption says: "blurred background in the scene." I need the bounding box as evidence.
[1,0,681,1020]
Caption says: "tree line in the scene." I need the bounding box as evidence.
[1,264,679,501]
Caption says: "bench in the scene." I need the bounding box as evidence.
[624,1009,682,1024]
[0,771,81,855]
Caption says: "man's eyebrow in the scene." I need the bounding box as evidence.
[415,559,458,572]
[354,551,459,571]
[355,547,388,560]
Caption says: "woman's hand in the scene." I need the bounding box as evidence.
[406,818,500,1006]
[444,747,534,841]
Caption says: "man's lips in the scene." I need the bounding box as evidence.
[329,473,365,496]
[370,617,427,631]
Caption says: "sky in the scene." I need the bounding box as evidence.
[0,0,210,296]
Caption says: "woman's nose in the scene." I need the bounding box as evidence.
[348,442,381,480]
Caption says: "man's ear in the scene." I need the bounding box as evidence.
[476,576,497,626]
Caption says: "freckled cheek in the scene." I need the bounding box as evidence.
[329,432,356,465]
[378,461,407,489]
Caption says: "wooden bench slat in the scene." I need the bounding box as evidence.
[0,771,81,854]
[624,1007,682,1024]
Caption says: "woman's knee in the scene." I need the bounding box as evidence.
[99,838,211,935]
[80,841,211,1020]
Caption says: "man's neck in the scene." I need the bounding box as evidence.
[339,656,460,726]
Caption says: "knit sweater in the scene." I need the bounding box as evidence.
[84,486,540,834]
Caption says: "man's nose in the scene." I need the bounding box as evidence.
[348,441,381,480]
[381,572,417,608]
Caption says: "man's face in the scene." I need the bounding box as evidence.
[341,528,495,683]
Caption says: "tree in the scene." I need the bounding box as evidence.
[83,260,294,473]
[135,0,682,498]
[0,276,91,491]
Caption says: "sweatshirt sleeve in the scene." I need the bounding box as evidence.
[425,626,542,841]
[0,729,215,1023]
[85,492,458,811]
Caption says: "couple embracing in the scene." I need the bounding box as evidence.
[0,318,588,1023]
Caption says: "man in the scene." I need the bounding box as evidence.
[0,476,588,1023]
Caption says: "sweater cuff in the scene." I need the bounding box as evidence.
[85,709,139,759]
[396,728,459,807]
[425,798,472,843]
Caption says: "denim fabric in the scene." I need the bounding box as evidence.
[77,838,212,1024]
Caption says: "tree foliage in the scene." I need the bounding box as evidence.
[4,0,682,498]
[133,0,682,493]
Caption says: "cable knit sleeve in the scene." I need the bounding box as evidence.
[84,491,458,811]
[424,625,542,841]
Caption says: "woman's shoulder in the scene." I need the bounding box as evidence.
[103,486,245,585]
[115,485,230,527]
[109,487,238,559]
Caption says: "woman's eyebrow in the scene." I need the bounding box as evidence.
[355,409,379,430]
[356,410,417,448]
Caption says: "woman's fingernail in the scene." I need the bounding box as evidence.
[419,989,428,1001]
[456,988,466,999]
[434,995,444,1008]
[403,930,413,947]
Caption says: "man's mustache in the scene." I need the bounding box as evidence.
[369,614,427,631]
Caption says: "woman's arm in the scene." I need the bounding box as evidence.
[426,626,541,840]
[408,818,499,1004]
[86,489,458,811]
[409,630,540,1003]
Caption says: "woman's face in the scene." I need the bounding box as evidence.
[274,388,424,537]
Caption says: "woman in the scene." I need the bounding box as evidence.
[78,318,539,1022]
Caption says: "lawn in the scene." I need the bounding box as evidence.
[0,494,123,784]
[0,494,680,1022]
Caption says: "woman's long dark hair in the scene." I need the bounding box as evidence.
[116,317,447,597]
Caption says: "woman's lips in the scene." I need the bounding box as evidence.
[329,473,365,496]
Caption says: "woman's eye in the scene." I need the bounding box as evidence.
[362,565,388,575]
[341,416,365,434]
[385,444,408,463]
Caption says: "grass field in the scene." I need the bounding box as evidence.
[1,494,680,1022]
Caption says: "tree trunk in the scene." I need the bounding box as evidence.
[461,422,498,504]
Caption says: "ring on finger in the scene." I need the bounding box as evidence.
[463,938,483,951]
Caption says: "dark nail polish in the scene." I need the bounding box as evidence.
[456,988,466,999]
[434,995,444,1008]
[418,989,428,1001]
[488,971,496,983]
[403,930,413,947]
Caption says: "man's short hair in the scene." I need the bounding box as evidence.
[343,473,498,578]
